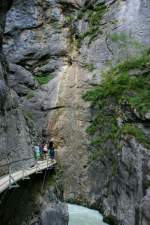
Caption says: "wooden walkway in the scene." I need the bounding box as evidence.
[0,158,56,194]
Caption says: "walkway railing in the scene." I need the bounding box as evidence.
[0,155,56,193]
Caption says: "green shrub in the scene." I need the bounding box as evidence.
[35,73,53,85]
[65,16,74,25]
[76,3,107,46]
[121,124,150,148]
[84,50,150,115]
[88,4,107,27]
[84,48,150,161]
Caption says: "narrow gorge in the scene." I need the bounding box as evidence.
[0,0,150,225]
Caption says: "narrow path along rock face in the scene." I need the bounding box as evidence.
[0,159,56,193]
[0,0,150,225]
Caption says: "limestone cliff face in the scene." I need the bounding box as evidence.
[0,0,33,174]
[4,0,71,140]
[1,0,150,225]
[47,1,150,224]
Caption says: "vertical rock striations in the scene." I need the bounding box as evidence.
[0,0,33,174]
[47,1,150,224]
[1,0,150,224]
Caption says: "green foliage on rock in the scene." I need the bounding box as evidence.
[23,110,34,121]
[120,124,150,149]
[84,3,107,39]
[35,73,53,85]
[84,48,150,159]
[82,63,96,71]
[65,15,74,26]
[85,49,150,115]
[76,3,107,47]
[110,32,143,49]
[107,32,145,62]
[26,91,35,99]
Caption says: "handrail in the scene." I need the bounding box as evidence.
[0,156,56,193]
[0,156,34,169]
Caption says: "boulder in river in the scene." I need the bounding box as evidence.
[39,188,69,225]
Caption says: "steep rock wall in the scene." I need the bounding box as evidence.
[47,1,150,225]
[3,0,71,140]
[0,0,33,174]
[3,0,150,225]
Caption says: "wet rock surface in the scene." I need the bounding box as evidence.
[40,201,68,225]
[0,0,33,173]
[39,188,69,225]
[3,0,71,142]
[0,0,150,225]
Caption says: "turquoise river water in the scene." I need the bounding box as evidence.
[68,204,109,225]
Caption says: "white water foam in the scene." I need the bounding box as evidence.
[68,204,109,225]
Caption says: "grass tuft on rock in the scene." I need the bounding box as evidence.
[23,110,34,121]
[120,124,150,149]
[35,73,53,85]
[26,91,35,99]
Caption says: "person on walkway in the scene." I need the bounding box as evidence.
[39,143,44,159]
[43,143,48,159]
[34,145,40,160]
[48,141,55,162]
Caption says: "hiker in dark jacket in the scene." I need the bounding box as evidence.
[48,141,55,161]
[39,143,44,159]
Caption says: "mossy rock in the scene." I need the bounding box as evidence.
[35,73,53,85]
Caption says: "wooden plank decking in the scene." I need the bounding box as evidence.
[0,159,56,194]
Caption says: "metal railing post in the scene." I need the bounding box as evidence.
[0,153,57,193]
[35,158,42,174]
[36,159,38,173]
[8,163,11,189]
[22,163,25,180]
[8,162,19,189]
[22,164,30,180]
[47,156,49,170]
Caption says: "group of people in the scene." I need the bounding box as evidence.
[33,141,55,161]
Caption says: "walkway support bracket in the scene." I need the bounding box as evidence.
[35,160,42,174]
[8,164,19,189]
[22,165,30,180]
[0,156,56,194]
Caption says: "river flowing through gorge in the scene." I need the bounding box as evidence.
[0,0,150,224]
[68,204,108,225]
[0,173,109,225]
